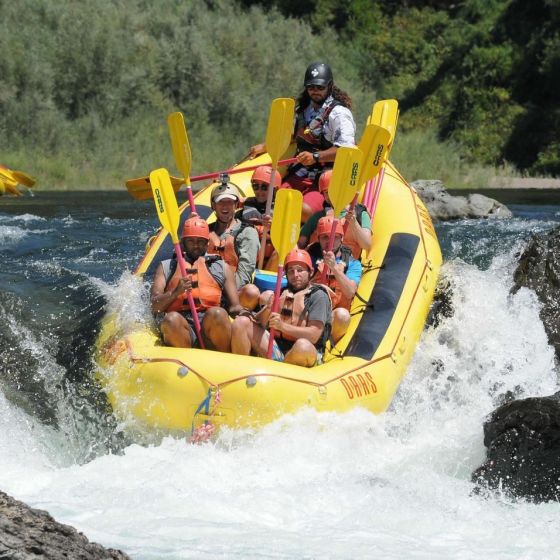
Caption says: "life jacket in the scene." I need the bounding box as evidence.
[308,205,367,260]
[163,255,222,313]
[307,242,353,310]
[207,220,247,269]
[277,284,332,351]
[236,204,274,264]
[294,97,341,154]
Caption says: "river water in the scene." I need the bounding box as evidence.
[1,191,560,559]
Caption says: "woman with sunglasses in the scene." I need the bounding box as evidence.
[248,62,356,222]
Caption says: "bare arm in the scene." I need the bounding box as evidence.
[323,252,357,300]
[268,315,324,345]
[150,263,191,314]
[346,207,372,252]
[296,146,338,166]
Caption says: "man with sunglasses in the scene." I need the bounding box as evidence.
[249,61,356,222]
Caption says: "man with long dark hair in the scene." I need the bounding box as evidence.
[249,62,356,221]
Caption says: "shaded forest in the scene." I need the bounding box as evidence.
[0,0,558,188]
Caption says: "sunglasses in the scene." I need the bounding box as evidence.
[307,85,327,91]
[251,182,269,191]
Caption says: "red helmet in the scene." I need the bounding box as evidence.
[182,216,209,239]
[318,170,332,193]
[284,248,312,271]
[251,166,282,188]
[317,216,343,238]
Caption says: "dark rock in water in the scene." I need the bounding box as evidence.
[472,393,560,502]
[512,226,560,359]
[426,275,454,328]
[411,180,512,221]
[0,490,130,559]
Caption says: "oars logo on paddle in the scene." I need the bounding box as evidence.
[154,188,165,214]
[350,162,359,186]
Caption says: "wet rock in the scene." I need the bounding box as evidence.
[472,393,560,502]
[426,276,454,328]
[411,180,512,221]
[0,490,130,559]
[512,226,560,358]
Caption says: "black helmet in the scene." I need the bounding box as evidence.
[304,62,333,87]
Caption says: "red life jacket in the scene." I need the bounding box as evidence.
[165,256,222,313]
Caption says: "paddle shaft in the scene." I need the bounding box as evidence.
[266,264,285,359]
[257,163,280,269]
[368,167,386,218]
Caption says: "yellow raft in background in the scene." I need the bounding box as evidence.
[0,165,36,196]
[96,154,442,433]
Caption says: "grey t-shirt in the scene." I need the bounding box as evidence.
[210,219,260,289]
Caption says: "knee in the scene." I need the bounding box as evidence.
[239,283,260,310]
[292,338,315,354]
[203,307,229,327]
[259,290,274,307]
[232,315,251,333]
[333,307,350,324]
[160,311,183,331]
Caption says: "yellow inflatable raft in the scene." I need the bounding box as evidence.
[0,165,36,196]
[96,155,442,433]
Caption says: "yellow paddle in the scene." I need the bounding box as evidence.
[167,111,198,214]
[124,158,299,201]
[257,97,296,269]
[11,170,36,188]
[149,168,204,348]
[342,123,391,236]
[125,174,184,201]
[363,99,399,213]
[317,146,363,283]
[266,188,303,359]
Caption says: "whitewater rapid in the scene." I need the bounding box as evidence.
[1,203,560,558]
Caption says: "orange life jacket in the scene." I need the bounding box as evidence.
[277,285,332,349]
[207,221,244,269]
[308,207,366,259]
[164,256,222,313]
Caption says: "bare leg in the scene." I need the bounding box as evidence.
[239,283,260,311]
[231,315,270,357]
[331,308,351,344]
[284,339,317,367]
[202,307,232,352]
[259,290,274,308]
[160,312,193,348]
[265,251,279,272]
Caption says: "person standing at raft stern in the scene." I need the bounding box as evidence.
[151,216,243,350]
[207,176,261,308]
[248,62,356,222]
[231,249,332,368]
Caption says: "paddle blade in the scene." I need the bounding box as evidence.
[149,168,181,244]
[125,174,183,201]
[328,146,363,217]
[369,99,399,149]
[270,189,303,263]
[167,112,192,183]
[357,124,391,186]
[11,170,36,187]
[265,98,295,166]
